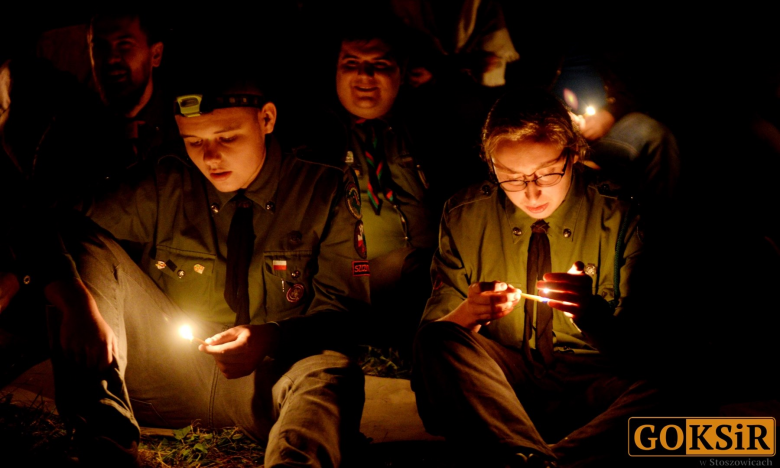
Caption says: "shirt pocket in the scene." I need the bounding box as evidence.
[262,250,314,321]
[148,245,216,314]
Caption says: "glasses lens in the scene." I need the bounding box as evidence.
[534,173,563,187]
[500,180,528,192]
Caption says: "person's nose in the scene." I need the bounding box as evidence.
[524,183,542,202]
[106,45,122,64]
[358,62,375,77]
[202,141,222,165]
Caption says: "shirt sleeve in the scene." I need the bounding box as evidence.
[78,161,160,244]
[420,203,471,325]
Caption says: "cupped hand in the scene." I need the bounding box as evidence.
[439,281,520,332]
[579,109,615,140]
[199,323,281,379]
[536,262,592,318]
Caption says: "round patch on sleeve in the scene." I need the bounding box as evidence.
[354,220,367,259]
[345,181,362,219]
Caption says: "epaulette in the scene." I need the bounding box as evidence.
[591,171,632,201]
[446,181,495,213]
[290,144,349,172]
[157,150,192,167]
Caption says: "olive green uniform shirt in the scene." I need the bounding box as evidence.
[346,116,437,260]
[422,165,641,354]
[82,136,370,346]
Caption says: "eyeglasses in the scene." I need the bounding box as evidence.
[493,152,570,192]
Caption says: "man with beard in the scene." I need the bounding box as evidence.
[87,8,179,172]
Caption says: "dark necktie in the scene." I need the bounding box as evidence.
[123,119,146,156]
[224,190,255,326]
[523,219,555,373]
[357,118,396,215]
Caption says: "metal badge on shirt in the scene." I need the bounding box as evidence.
[286,284,305,303]
[345,180,362,220]
[354,220,367,259]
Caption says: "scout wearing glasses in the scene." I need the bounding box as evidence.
[410,88,661,467]
[48,70,370,467]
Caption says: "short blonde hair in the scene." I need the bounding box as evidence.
[481,87,588,169]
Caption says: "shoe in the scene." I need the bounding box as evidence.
[503,451,558,468]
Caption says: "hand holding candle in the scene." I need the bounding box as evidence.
[439,281,520,331]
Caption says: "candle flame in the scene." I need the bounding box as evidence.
[585,106,596,116]
[179,325,194,342]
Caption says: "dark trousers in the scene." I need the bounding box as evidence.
[412,321,678,467]
[365,246,435,359]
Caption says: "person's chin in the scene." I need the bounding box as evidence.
[351,96,379,109]
[209,173,237,192]
[523,203,550,218]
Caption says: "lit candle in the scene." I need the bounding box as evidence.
[520,292,550,303]
[178,325,208,346]
[585,105,596,116]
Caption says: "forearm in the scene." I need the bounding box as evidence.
[0,271,21,313]
[44,277,96,318]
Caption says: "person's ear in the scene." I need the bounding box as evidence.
[151,42,164,68]
[258,102,277,134]
[571,147,582,164]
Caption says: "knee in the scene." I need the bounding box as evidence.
[287,351,365,391]
[60,220,126,278]
[413,321,467,360]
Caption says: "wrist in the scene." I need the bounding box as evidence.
[572,295,613,331]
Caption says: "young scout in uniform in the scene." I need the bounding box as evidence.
[48,70,370,468]
[411,88,668,467]
[291,18,438,357]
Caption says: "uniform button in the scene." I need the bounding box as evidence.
[23,275,31,285]
[177,270,185,278]
[563,228,572,238]
[291,270,301,279]
[210,203,220,214]
[266,202,275,211]
[289,231,302,245]
[482,185,491,195]
[512,227,522,236]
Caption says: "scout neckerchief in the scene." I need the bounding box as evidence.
[355,118,396,215]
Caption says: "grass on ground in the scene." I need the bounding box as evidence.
[0,345,411,467]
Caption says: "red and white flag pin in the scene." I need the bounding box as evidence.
[273,260,287,271]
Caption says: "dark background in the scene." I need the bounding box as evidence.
[3,3,778,190]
